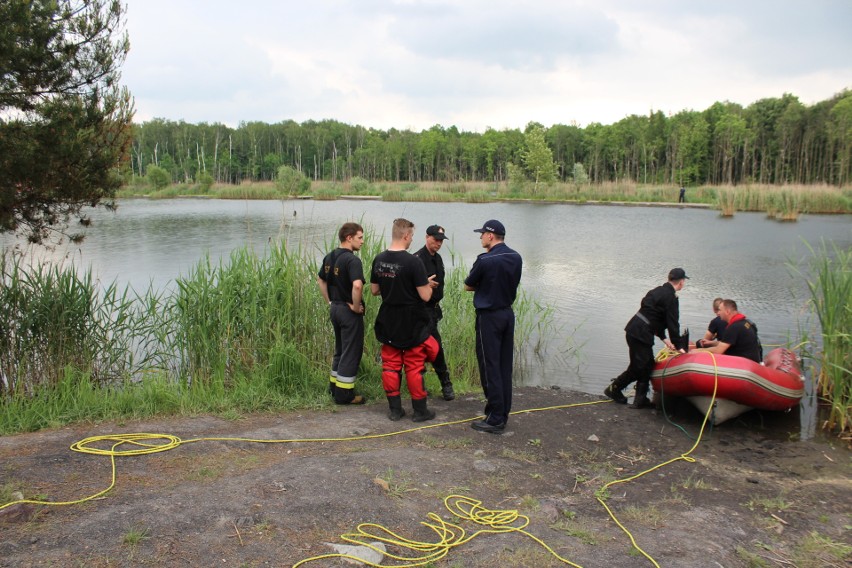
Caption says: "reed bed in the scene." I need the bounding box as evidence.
[801,242,851,434]
[118,179,851,215]
[0,233,554,434]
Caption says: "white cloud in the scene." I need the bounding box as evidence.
[122,0,852,130]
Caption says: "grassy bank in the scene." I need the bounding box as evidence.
[118,180,852,215]
[800,242,852,434]
[0,237,553,434]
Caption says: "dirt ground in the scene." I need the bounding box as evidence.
[1,387,850,568]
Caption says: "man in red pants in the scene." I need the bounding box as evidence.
[371,218,439,422]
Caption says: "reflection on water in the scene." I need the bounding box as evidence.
[3,198,850,432]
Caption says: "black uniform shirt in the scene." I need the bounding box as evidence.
[413,246,444,307]
[464,242,523,311]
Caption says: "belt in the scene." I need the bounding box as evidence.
[634,312,650,325]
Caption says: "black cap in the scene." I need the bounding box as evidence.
[426,225,447,240]
[668,267,689,280]
[473,219,506,236]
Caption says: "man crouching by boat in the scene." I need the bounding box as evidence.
[604,268,688,409]
[698,299,762,363]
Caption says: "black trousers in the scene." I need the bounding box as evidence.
[425,306,448,377]
[614,333,654,389]
[475,308,515,426]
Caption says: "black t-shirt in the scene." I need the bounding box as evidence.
[371,250,430,349]
[720,318,762,363]
[318,248,364,304]
[708,315,727,339]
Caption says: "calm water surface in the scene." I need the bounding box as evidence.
[7,198,851,398]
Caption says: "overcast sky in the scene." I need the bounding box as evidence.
[122,0,852,132]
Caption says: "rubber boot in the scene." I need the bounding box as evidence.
[387,395,406,421]
[411,397,436,422]
[603,377,629,404]
[630,382,653,409]
[438,371,455,401]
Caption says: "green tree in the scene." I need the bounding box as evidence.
[276,165,310,195]
[521,124,557,193]
[146,165,170,190]
[0,0,134,243]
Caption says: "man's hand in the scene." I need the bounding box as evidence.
[428,274,438,288]
[349,303,365,314]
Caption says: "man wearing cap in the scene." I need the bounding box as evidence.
[413,224,455,401]
[464,220,523,434]
[604,268,688,409]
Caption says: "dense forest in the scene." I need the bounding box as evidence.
[130,90,852,187]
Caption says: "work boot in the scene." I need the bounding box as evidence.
[387,395,406,421]
[411,397,436,422]
[438,371,455,401]
[630,383,653,409]
[603,379,628,404]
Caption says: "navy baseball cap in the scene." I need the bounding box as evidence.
[473,219,505,236]
[426,225,448,240]
[668,267,689,280]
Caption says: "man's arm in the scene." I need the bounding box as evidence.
[702,341,730,355]
[317,276,330,303]
[371,282,381,296]
[464,284,476,291]
[416,283,433,302]
[350,280,364,312]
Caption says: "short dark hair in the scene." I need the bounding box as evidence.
[721,299,738,311]
[338,222,363,242]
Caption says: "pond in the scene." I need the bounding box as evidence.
[6,198,850,402]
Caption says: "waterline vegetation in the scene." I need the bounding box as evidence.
[118,179,851,217]
[0,234,554,435]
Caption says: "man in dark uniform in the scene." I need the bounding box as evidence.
[371,218,440,422]
[464,220,523,434]
[701,299,762,363]
[317,222,366,405]
[413,224,454,401]
[604,268,688,409]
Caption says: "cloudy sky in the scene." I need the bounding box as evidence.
[123,0,852,132]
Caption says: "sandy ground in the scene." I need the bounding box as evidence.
[1,387,850,568]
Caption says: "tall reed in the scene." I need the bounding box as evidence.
[800,241,851,434]
[0,230,554,433]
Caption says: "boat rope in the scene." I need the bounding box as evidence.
[1,385,723,568]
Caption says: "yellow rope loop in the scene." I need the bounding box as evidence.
[70,433,183,457]
[654,347,680,362]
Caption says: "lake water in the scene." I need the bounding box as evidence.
[5,198,850,398]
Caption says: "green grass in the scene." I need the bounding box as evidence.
[0,228,553,434]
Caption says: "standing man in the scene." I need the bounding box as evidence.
[604,268,688,409]
[701,299,762,363]
[317,222,366,405]
[413,224,455,401]
[371,218,439,422]
[678,186,686,203]
[464,220,523,434]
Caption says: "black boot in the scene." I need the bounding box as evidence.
[438,371,455,401]
[387,395,406,421]
[411,397,436,422]
[603,378,629,404]
[630,382,653,409]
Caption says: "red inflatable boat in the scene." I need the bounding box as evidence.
[650,348,804,424]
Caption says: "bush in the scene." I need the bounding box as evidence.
[197,172,214,192]
[276,166,311,195]
[146,165,171,190]
[348,177,372,194]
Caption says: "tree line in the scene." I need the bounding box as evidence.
[131,90,852,188]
